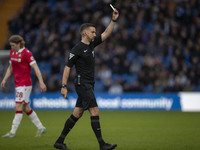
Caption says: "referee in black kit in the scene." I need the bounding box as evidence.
[54,8,119,150]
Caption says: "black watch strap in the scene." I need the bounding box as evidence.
[112,19,117,22]
[61,84,67,88]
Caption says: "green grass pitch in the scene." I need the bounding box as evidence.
[0,110,200,150]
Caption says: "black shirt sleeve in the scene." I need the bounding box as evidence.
[66,47,79,68]
[93,35,102,48]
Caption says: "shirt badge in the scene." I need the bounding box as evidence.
[69,53,75,59]
[30,56,35,61]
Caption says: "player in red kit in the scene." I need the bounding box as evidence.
[1,35,47,138]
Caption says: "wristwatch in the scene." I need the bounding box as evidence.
[61,84,67,88]
[112,19,117,22]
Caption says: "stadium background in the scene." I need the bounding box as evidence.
[1,0,200,94]
[0,0,200,150]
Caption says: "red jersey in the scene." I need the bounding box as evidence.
[9,47,36,87]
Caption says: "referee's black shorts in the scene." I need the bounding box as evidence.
[75,80,98,110]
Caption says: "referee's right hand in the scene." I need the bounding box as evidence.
[61,88,68,99]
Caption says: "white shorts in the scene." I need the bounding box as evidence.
[15,86,32,104]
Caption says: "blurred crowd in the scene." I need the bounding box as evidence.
[1,0,200,94]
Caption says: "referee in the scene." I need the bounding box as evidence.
[54,9,119,150]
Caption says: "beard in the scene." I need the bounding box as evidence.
[86,34,94,42]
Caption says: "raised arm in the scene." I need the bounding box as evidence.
[61,66,71,99]
[1,64,13,88]
[31,63,47,92]
[101,9,119,42]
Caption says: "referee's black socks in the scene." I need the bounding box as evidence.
[56,114,79,143]
[91,116,105,147]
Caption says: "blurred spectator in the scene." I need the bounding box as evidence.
[47,75,61,92]
[1,0,200,93]
[130,59,141,74]
[108,78,123,95]
[97,64,112,83]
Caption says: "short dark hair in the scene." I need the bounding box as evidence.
[9,35,25,48]
[79,23,96,34]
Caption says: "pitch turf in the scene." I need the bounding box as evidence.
[0,111,200,150]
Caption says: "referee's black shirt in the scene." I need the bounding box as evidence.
[66,36,102,82]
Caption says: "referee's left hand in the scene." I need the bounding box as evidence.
[112,9,119,21]
[61,88,68,99]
